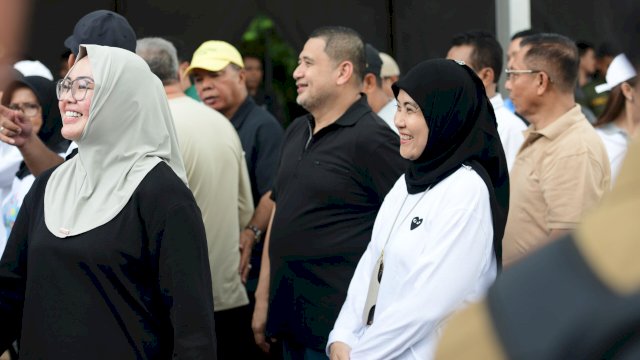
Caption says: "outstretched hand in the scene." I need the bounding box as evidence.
[0,101,34,147]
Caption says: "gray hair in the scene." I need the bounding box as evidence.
[136,37,180,84]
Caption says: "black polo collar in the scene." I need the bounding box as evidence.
[305,93,372,129]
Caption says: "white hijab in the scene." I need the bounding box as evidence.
[44,45,187,238]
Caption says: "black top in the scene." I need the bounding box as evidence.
[0,162,217,359]
[267,96,408,351]
[487,234,640,359]
[230,96,284,205]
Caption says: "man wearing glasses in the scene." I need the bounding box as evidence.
[502,33,610,266]
[447,30,526,171]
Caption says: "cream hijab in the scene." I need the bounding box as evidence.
[44,45,187,238]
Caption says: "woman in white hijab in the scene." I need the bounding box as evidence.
[0,45,217,358]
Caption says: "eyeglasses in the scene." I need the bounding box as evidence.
[8,103,40,117]
[504,68,542,80]
[56,76,95,102]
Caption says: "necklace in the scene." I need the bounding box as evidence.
[362,188,429,325]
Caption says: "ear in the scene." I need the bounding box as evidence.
[67,53,76,68]
[621,82,634,102]
[178,62,189,80]
[362,73,376,92]
[335,61,354,86]
[536,72,551,96]
[477,67,495,90]
[237,68,246,84]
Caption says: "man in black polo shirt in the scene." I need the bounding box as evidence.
[252,27,407,358]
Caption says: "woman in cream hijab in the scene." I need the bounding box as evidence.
[0,45,217,358]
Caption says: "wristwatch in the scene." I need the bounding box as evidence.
[245,224,263,243]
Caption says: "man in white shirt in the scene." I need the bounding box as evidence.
[362,44,398,133]
[447,30,526,171]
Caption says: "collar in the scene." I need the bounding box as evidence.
[305,94,372,129]
[489,94,504,110]
[230,96,256,130]
[528,105,584,141]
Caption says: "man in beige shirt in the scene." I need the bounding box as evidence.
[503,33,610,266]
[137,38,256,359]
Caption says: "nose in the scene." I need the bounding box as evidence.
[58,87,75,103]
[293,64,303,80]
[505,78,513,91]
[394,109,404,129]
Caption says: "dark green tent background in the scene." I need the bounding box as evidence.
[27,0,617,78]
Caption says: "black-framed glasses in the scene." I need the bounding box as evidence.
[8,102,40,117]
[504,68,542,80]
[56,76,95,102]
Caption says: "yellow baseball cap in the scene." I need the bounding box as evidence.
[185,40,244,75]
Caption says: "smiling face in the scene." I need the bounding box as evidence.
[58,57,93,141]
[10,86,43,134]
[394,89,429,160]
[292,37,339,112]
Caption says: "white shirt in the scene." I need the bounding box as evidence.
[490,95,526,171]
[0,143,22,242]
[377,99,398,134]
[596,124,629,186]
[328,166,497,360]
[0,143,22,199]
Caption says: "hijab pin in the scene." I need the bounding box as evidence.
[59,228,70,236]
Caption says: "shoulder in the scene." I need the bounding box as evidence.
[556,119,607,158]
[431,166,490,208]
[249,104,283,132]
[353,112,400,150]
[135,162,195,209]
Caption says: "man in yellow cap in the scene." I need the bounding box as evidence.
[185,40,284,359]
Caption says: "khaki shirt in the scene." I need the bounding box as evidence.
[169,96,254,311]
[503,105,610,266]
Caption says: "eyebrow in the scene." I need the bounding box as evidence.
[402,101,419,108]
[299,55,314,63]
[65,75,95,82]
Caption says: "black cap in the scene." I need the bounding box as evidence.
[365,44,383,77]
[64,10,136,55]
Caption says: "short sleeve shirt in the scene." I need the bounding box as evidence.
[230,96,284,204]
[503,105,610,266]
[267,96,408,350]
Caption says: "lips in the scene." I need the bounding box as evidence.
[399,133,413,144]
[296,83,308,93]
[62,110,83,123]
[202,96,217,106]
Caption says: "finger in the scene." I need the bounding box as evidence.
[1,118,21,133]
[0,103,17,119]
[241,264,251,284]
[0,132,16,145]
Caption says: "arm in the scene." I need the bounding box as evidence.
[251,204,275,353]
[158,202,217,358]
[349,206,494,359]
[239,191,274,283]
[0,183,31,352]
[0,106,64,176]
